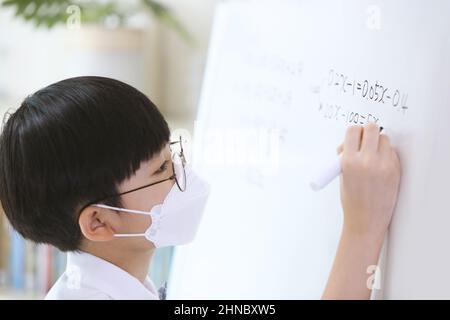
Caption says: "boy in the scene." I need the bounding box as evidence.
[0,76,400,299]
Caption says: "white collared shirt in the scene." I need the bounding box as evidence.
[45,251,160,300]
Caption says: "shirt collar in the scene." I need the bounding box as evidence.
[66,251,160,300]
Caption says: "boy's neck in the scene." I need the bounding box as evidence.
[80,244,154,283]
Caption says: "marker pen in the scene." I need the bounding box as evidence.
[310,126,383,191]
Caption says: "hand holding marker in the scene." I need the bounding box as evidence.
[310,126,384,191]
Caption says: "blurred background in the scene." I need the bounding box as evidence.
[0,0,216,299]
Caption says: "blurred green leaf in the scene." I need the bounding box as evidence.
[0,0,192,42]
[142,0,193,44]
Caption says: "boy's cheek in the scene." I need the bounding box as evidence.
[121,212,153,233]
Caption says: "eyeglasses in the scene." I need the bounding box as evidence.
[77,136,187,215]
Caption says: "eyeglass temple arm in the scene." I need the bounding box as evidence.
[170,136,184,152]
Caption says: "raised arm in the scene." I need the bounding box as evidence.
[322,123,401,300]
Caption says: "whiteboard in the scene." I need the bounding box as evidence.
[167,0,450,299]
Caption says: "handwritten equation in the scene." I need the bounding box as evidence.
[318,102,380,125]
[242,52,303,78]
[327,69,409,114]
[233,82,293,107]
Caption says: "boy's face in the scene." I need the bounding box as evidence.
[117,144,174,249]
[79,144,175,251]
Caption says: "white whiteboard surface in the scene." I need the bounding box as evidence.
[167,0,450,299]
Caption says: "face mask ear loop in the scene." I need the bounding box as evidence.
[92,204,152,216]
[92,205,152,238]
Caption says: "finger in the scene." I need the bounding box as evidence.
[378,134,391,156]
[361,123,380,154]
[344,125,363,155]
[391,147,401,170]
[336,143,343,155]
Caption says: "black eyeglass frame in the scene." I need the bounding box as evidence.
[77,136,186,215]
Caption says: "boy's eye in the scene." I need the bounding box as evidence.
[154,161,169,175]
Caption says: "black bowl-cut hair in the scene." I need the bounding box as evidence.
[0,76,170,251]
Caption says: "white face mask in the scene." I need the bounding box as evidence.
[93,167,210,248]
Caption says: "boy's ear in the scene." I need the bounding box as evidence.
[79,206,116,242]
